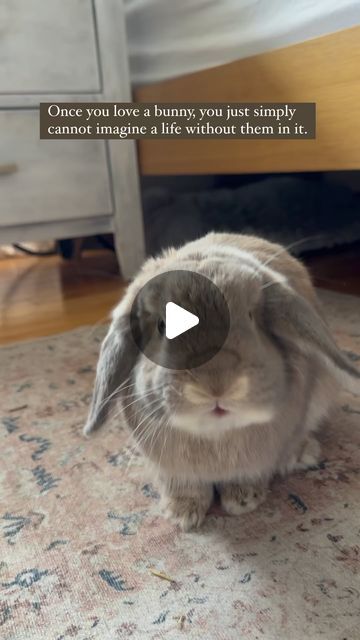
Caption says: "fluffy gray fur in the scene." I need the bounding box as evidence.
[84,233,359,530]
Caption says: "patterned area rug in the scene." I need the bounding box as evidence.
[1,290,360,640]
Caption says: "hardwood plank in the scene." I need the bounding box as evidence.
[306,243,360,296]
[0,244,358,346]
[135,26,360,175]
[0,251,124,345]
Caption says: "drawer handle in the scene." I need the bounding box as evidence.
[0,163,18,176]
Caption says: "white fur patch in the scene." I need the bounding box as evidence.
[227,376,250,401]
[171,405,274,438]
[183,377,249,406]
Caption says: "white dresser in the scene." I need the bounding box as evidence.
[0,0,145,279]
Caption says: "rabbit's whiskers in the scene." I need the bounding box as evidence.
[123,403,164,474]
[92,376,132,415]
[110,394,161,423]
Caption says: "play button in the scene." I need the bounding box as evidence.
[165,302,199,339]
[129,270,230,370]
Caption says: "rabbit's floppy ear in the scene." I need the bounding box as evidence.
[84,316,138,435]
[83,254,165,436]
[265,284,360,393]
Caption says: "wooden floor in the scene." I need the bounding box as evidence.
[0,245,359,346]
[0,251,125,345]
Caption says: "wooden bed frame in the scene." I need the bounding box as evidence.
[135,26,360,175]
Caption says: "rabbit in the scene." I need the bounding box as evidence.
[84,232,360,531]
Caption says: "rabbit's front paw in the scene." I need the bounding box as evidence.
[296,435,322,469]
[218,482,268,516]
[285,435,322,473]
[162,488,212,531]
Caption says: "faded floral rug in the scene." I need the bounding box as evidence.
[1,290,360,640]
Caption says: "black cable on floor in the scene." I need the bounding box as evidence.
[12,243,57,257]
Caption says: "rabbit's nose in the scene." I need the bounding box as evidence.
[212,403,229,417]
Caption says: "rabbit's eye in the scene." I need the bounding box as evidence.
[249,310,253,320]
[157,318,166,336]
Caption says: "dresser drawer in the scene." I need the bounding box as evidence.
[0,0,100,94]
[0,111,113,227]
